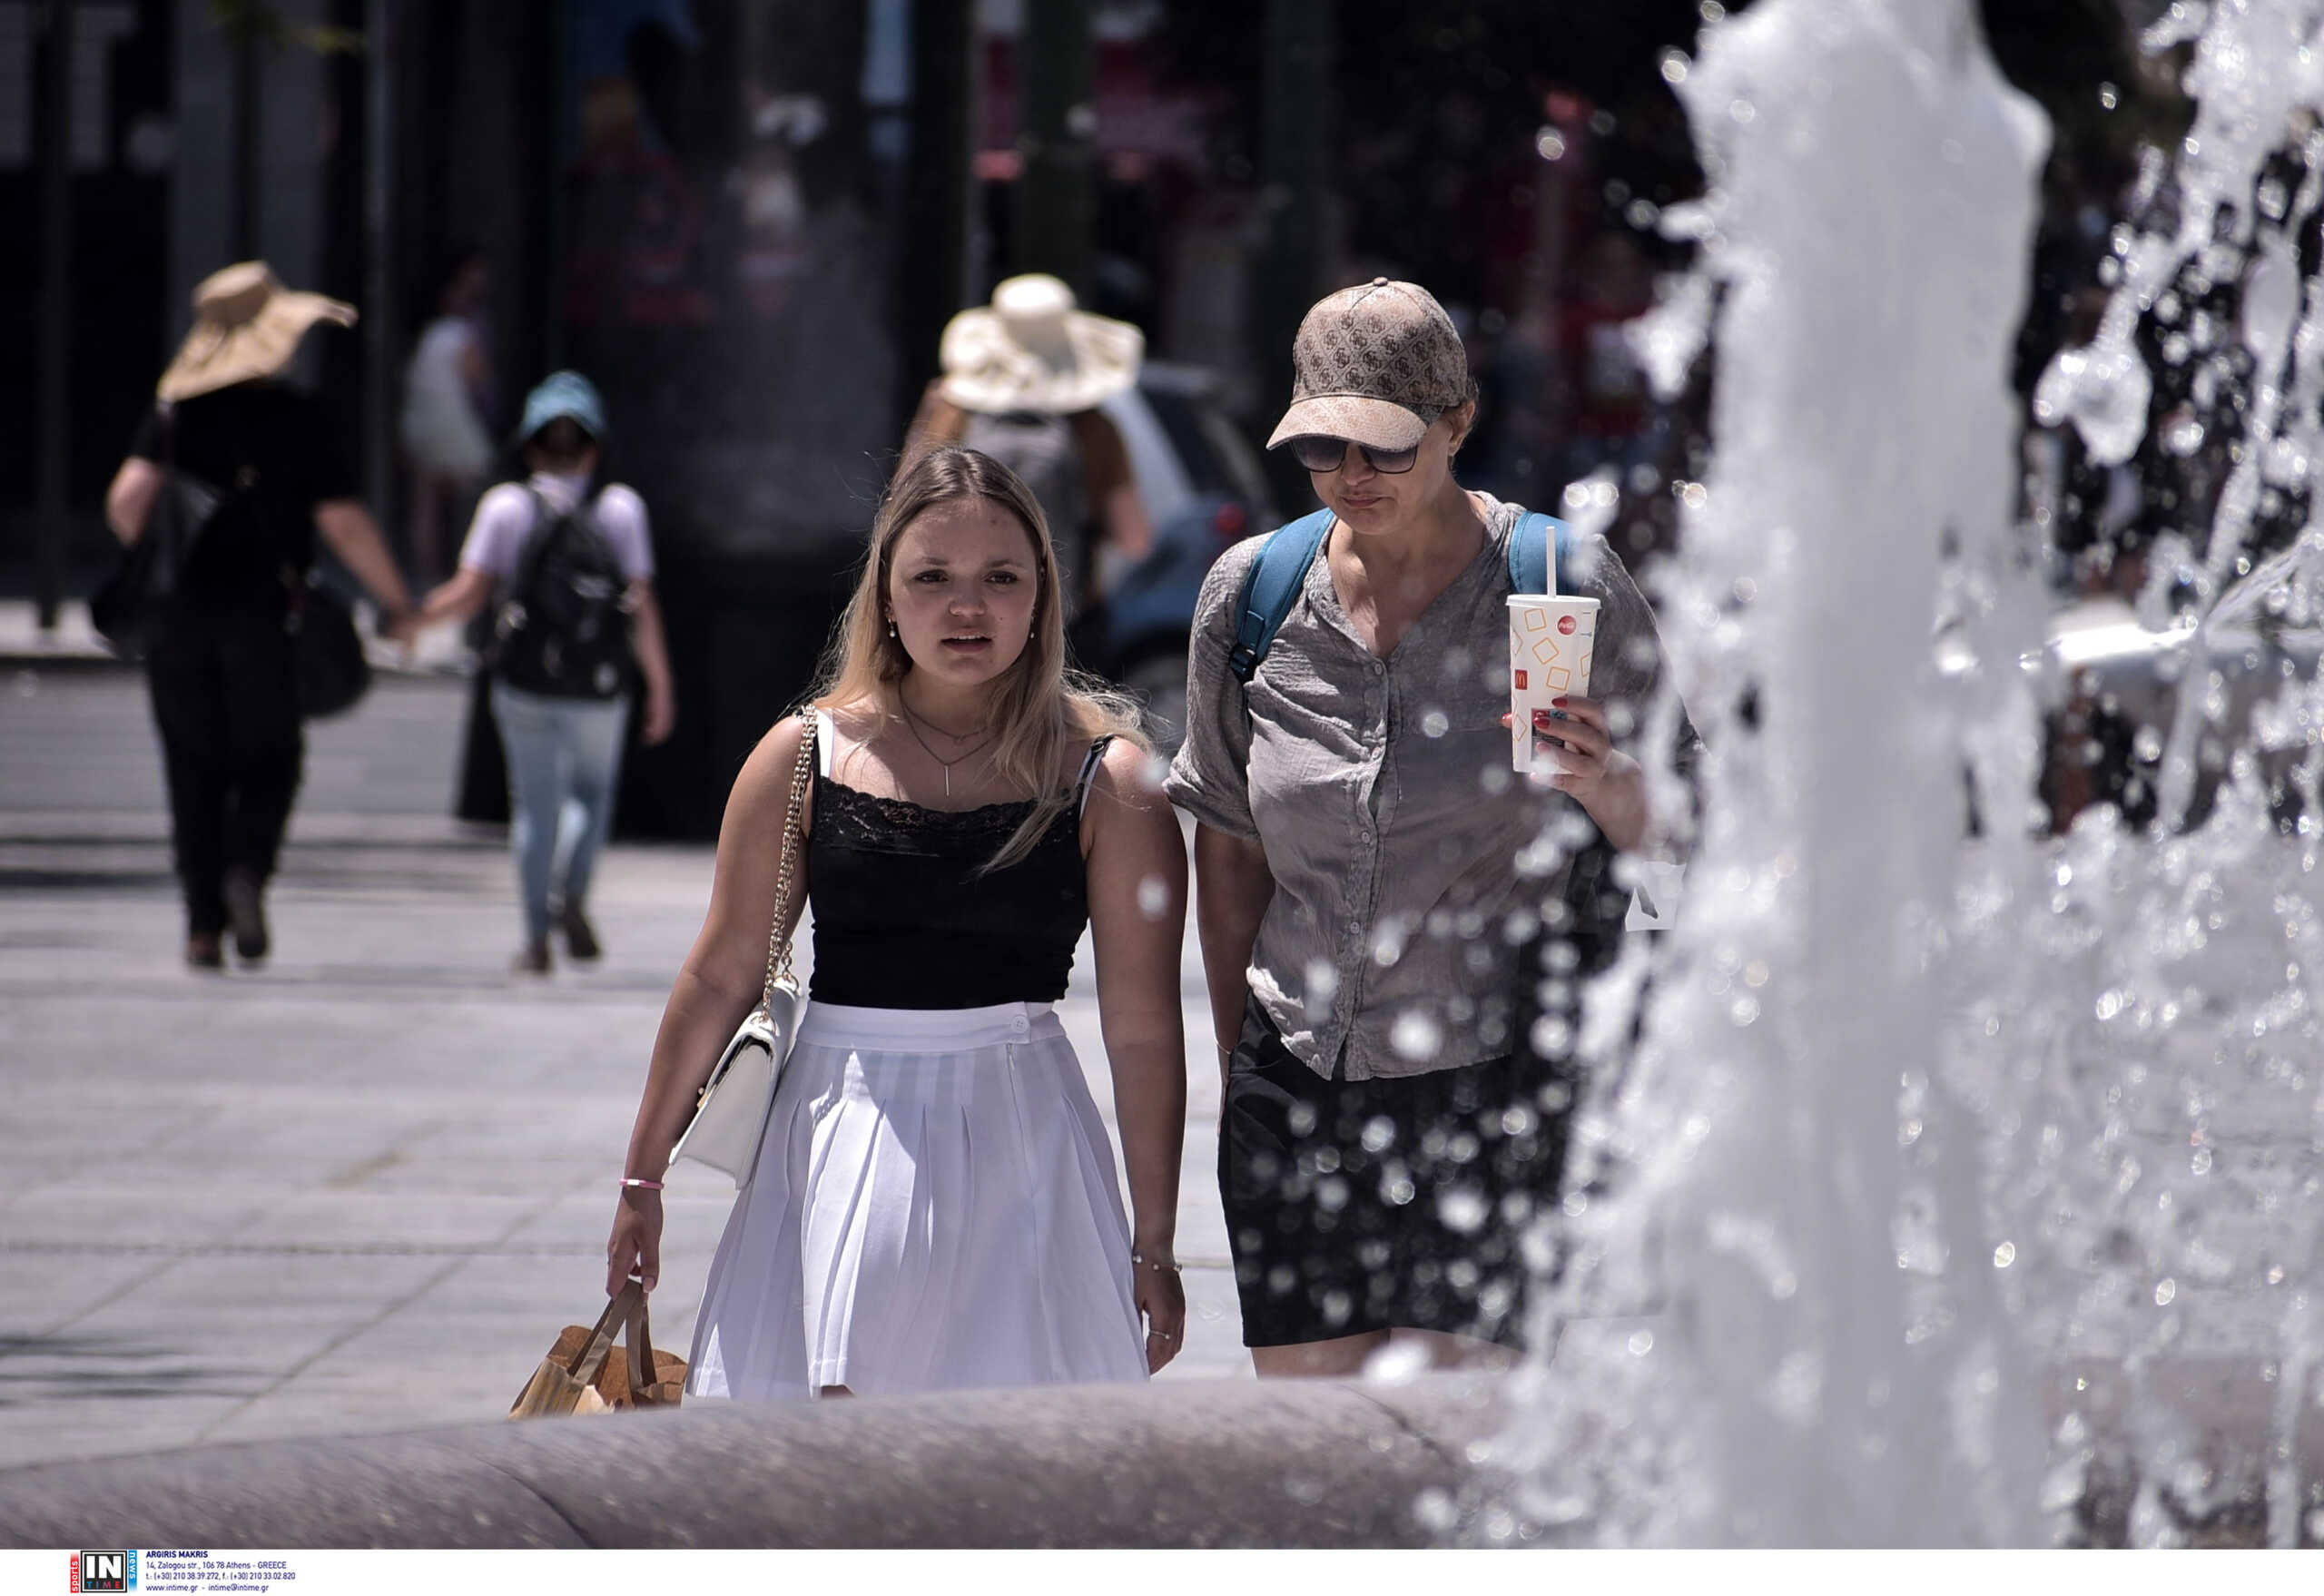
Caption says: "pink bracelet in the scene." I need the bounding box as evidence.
[619,1177,665,1191]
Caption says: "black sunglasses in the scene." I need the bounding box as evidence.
[1287,436,1422,475]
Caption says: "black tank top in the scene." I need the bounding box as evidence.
[805,725,1113,1010]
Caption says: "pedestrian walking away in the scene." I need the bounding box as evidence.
[606,445,1189,1401]
[1166,277,1699,1375]
[399,246,498,583]
[102,261,420,971]
[902,274,1155,632]
[415,370,677,973]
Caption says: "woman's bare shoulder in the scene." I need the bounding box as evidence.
[1084,734,1173,825]
[726,713,813,810]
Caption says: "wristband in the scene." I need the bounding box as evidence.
[620,1177,665,1191]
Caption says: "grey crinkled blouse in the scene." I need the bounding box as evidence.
[1165,495,1690,1081]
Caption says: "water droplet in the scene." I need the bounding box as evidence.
[1438,1187,1489,1234]
[1502,1104,1536,1137]
[1659,50,1689,85]
[1136,875,1170,919]
[1420,707,1449,738]
[1305,960,1339,1004]
[1534,127,1567,163]
[2132,726,2163,762]
[1994,1241,2016,1268]
[1384,1175,1417,1207]
[1361,1116,1396,1154]
[1628,1329,1655,1355]
[1414,1488,1459,1532]
[1391,1010,1443,1061]
[2154,1277,2176,1306]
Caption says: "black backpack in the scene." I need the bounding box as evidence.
[490,488,634,699]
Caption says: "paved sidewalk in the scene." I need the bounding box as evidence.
[0,598,110,664]
[0,668,1243,1471]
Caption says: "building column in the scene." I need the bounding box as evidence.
[1015,0,1092,293]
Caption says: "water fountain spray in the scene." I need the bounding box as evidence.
[1492,0,2324,1548]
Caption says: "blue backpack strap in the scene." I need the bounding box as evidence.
[1509,509,1574,596]
[1227,508,1334,684]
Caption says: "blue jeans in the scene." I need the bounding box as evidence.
[489,680,629,944]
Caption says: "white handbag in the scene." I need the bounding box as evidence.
[668,712,816,1187]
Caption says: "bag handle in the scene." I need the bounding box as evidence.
[562,1277,645,1389]
[759,710,818,1010]
[624,1281,655,1399]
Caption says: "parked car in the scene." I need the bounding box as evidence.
[1087,363,1280,750]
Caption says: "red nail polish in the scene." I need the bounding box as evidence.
[1551,696,1569,707]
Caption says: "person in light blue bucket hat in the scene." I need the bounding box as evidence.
[417,370,677,973]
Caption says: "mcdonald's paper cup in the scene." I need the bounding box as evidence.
[1508,595,1600,773]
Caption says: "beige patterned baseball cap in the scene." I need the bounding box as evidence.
[1266,278,1472,453]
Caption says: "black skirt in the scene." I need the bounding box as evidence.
[1218,994,1574,1348]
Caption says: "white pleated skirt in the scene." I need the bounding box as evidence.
[684,1000,1148,1402]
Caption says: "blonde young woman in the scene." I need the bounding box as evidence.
[606,447,1189,1398]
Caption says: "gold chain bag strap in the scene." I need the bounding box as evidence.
[667,709,818,1187]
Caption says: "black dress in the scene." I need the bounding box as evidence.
[126,382,355,936]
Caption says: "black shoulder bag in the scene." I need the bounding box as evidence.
[89,406,224,657]
[285,569,370,719]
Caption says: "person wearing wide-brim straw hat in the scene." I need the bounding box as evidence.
[103,261,419,970]
[1164,277,1701,1375]
[903,274,1154,630]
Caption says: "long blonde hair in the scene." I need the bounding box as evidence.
[812,446,1144,870]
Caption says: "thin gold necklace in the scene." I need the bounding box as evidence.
[896,698,992,798]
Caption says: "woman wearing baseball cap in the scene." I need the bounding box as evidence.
[415,370,678,973]
[1165,279,1698,1373]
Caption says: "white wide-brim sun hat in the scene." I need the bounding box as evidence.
[158,261,358,403]
[938,273,1143,416]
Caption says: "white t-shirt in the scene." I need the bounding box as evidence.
[458,472,655,586]
[399,317,494,482]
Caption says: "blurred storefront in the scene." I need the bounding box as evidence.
[8,1,2153,838]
